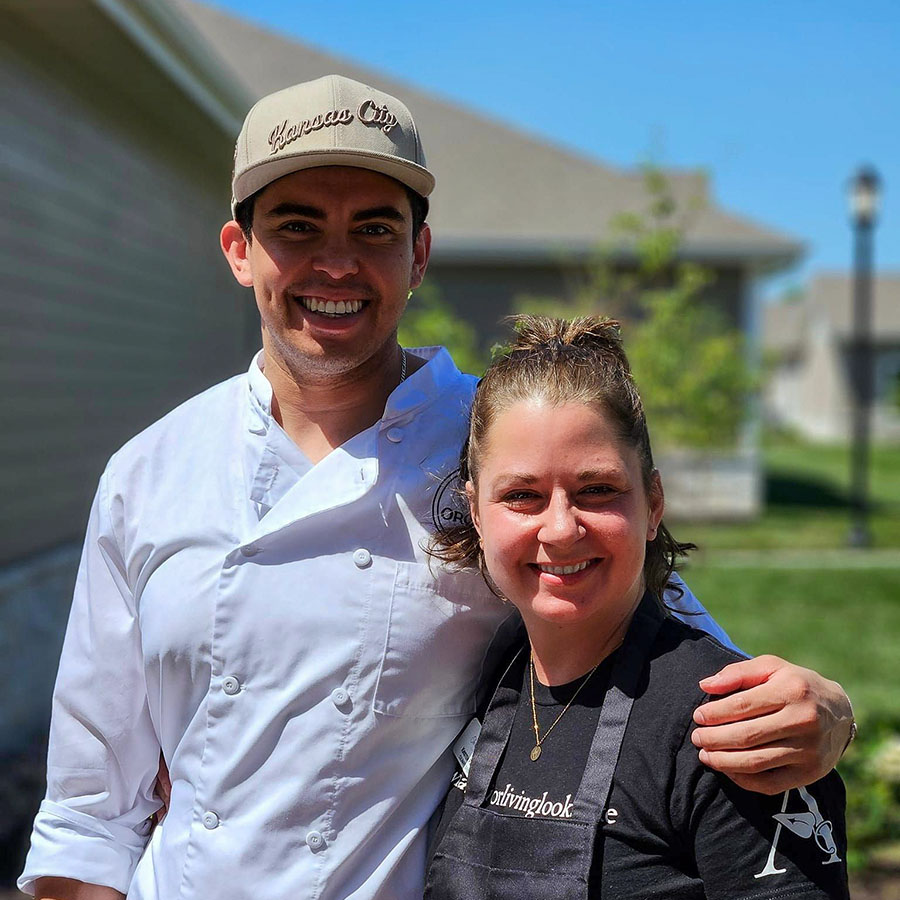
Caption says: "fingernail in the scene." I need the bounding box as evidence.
[699,749,710,764]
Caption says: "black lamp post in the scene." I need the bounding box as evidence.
[847,165,881,547]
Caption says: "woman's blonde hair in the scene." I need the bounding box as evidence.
[431,314,695,600]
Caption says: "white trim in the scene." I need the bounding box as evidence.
[90,0,248,136]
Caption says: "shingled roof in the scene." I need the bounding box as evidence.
[765,273,900,353]
[170,0,802,270]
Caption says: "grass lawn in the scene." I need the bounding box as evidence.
[673,434,900,721]
[678,434,900,879]
[682,436,900,550]
[681,565,899,720]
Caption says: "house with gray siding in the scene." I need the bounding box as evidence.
[0,0,253,875]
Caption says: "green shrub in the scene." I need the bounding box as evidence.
[839,711,900,870]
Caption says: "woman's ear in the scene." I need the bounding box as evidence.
[647,469,665,541]
[465,480,481,538]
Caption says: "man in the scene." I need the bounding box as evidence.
[22,75,853,900]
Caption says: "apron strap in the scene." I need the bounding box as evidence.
[573,593,665,819]
[462,643,527,806]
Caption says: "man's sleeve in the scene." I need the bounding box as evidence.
[664,572,741,653]
[673,734,851,899]
[18,468,160,895]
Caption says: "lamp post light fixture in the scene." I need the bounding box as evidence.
[847,165,881,548]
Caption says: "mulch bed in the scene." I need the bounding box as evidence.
[850,870,900,899]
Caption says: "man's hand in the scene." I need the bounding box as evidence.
[33,758,171,897]
[691,655,854,795]
[152,752,171,824]
[34,877,124,899]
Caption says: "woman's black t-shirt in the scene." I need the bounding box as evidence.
[432,614,849,899]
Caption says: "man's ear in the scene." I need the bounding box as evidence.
[220,221,254,288]
[647,469,665,541]
[465,480,481,538]
[409,223,432,290]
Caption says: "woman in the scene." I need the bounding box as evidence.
[426,316,849,899]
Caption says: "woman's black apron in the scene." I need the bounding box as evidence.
[425,596,665,900]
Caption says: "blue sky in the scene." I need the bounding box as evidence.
[207,0,898,299]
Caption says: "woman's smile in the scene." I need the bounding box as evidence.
[531,558,600,582]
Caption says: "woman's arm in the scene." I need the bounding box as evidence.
[682,751,850,898]
[34,877,125,900]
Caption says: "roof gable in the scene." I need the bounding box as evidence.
[171,0,802,269]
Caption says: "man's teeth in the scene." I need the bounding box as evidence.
[300,298,363,316]
[538,561,591,575]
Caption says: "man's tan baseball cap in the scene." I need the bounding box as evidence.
[231,74,434,214]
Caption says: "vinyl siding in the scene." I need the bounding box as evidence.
[425,262,746,353]
[0,17,254,563]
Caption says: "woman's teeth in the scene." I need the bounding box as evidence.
[537,561,591,575]
[300,298,363,316]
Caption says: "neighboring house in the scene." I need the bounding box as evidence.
[764,273,900,443]
[0,0,802,880]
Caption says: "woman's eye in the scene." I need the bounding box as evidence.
[582,484,616,497]
[502,491,538,504]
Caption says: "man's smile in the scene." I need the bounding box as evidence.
[297,296,366,317]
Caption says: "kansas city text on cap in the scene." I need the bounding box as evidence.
[268,100,400,155]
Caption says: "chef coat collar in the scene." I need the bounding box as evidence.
[245,346,463,433]
[242,346,465,520]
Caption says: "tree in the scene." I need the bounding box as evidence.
[514,166,754,449]
[399,282,488,375]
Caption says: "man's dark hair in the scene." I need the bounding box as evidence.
[233,182,429,243]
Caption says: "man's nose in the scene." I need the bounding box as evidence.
[311,235,359,280]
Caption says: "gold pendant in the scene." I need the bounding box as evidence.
[530,744,542,761]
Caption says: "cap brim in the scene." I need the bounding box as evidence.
[233,149,435,206]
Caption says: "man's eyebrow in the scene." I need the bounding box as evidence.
[352,205,407,223]
[263,203,325,220]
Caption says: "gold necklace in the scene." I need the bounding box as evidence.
[528,651,602,762]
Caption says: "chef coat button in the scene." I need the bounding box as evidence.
[386,426,403,443]
[202,811,220,830]
[241,544,260,557]
[352,548,372,568]
[306,830,326,852]
[222,675,241,695]
[331,687,350,708]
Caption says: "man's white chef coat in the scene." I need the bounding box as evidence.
[20,347,734,899]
